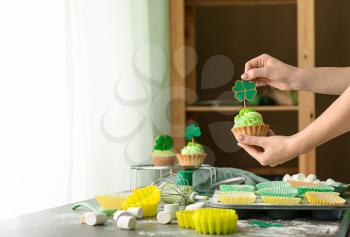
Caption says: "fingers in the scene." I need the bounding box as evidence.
[237,143,263,161]
[238,135,266,147]
[244,54,270,72]
[241,67,269,81]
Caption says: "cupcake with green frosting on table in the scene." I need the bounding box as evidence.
[176,124,207,169]
[152,135,176,166]
[231,80,270,139]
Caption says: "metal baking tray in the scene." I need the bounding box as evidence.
[209,194,350,220]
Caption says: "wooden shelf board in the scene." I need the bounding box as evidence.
[247,167,298,176]
[187,0,296,6]
[186,105,299,112]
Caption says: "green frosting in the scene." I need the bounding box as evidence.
[181,142,205,155]
[152,150,175,158]
[234,108,264,128]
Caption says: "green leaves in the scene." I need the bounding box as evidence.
[154,135,173,150]
[232,80,257,102]
[185,124,201,141]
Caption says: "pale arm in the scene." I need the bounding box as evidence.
[241,54,350,95]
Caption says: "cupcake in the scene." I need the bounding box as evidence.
[152,135,176,166]
[176,124,207,169]
[231,108,269,140]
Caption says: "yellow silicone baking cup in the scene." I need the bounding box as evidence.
[305,192,346,206]
[261,196,301,205]
[192,208,238,235]
[218,191,256,204]
[122,186,160,217]
[176,210,194,229]
[96,193,129,210]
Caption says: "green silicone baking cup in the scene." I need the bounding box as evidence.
[257,187,298,198]
[220,184,255,192]
[297,185,335,195]
[256,181,291,190]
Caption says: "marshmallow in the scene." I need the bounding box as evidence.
[185,202,206,210]
[305,174,317,182]
[117,216,137,230]
[282,174,292,182]
[84,212,107,226]
[292,173,305,181]
[164,204,179,219]
[127,207,144,219]
[157,211,173,225]
[113,210,133,222]
[314,179,321,184]
[326,178,336,186]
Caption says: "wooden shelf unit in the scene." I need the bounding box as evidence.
[169,0,316,176]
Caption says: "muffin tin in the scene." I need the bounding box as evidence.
[209,192,350,220]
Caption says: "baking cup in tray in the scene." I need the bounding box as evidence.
[297,185,334,195]
[257,186,298,198]
[219,184,255,192]
[256,181,291,190]
[218,191,256,204]
[261,196,301,205]
[305,192,345,206]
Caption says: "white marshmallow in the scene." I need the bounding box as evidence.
[292,173,305,181]
[185,202,206,210]
[117,216,137,230]
[164,204,179,213]
[326,178,336,186]
[113,210,133,222]
[282,174,292,182]
[314,179,321,184]
[127,207,144,219]
[84,212,107,226]
[157,211,173,224]
[305,174,317,182]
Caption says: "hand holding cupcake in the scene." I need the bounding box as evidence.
[176,124,207,169]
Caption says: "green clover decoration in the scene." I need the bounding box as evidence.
[154,135,173,150]
[185,124,201,141]
[232,80,257,102]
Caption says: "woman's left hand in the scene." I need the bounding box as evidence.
[237,130,299,166]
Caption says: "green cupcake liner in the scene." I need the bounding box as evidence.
[256,181,291,190]
[219,184,255,192]
[297,185,335,195]
[257,186,298,198]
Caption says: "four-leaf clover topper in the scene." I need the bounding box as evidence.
[185,124,202,143]
[232,80,257,107]
[154,135,174,151]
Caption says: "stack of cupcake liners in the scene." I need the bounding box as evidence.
[297,185,335,195]
[305,192,346,205]
[257,186,298,198]
[218,191,257,204]
[219,184,255,192]
[176,208,238,235]
[261,196,301,205]
[256,181,291,190]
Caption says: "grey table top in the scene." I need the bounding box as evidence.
[0,200,349,237]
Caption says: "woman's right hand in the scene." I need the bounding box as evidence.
[241,54,300,91]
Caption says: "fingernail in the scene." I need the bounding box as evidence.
[238,135,245,141]
[241,73,248,80]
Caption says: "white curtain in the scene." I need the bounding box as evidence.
[0,0,169,220]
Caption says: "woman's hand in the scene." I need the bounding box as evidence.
[241,54,300,91]
[237,130,300,166]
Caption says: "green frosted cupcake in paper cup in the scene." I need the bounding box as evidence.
[152,135,176,166]
[231,108,270,140]
[177,124,207,169]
